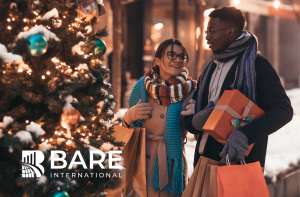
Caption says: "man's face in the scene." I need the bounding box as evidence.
[206,17,233,53]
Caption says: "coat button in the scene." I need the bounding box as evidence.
[146,154,151,159]
[160,114,165,118]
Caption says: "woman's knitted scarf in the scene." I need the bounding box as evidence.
[145,66,196,106]
[196,31,259,112]
[129,75,194,195]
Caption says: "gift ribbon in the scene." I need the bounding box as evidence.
[214,101,256,128]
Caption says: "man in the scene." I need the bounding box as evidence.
[182,7,293,167]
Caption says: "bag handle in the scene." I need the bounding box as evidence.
[225,154,246,166]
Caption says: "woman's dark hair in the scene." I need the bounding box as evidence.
[209,7,246,32]
[153,38,189,66]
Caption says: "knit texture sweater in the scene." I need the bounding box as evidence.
[129,77,184,195]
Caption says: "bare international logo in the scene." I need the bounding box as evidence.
[21,150,123,179]
[21,151,45,178]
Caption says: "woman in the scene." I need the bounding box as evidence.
[122,39,196,197]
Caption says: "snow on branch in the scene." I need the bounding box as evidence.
[15,131,34,144]
[0,44,22,64]
[41,8,59,20]
[26,123,46,138]
[72,41,85,55]
[17,25,60,41]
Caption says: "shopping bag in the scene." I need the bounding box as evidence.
[107,125,146,197]
[217,161,270,197]
[182,156,220,197]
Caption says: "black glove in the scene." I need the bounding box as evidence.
[192,101,215,131]
[220,130,249,165]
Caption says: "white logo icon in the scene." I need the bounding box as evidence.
[21,151,45,178]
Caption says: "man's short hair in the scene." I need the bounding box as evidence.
[209,7,246,31]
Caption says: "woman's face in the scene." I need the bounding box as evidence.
[155,44,186,81]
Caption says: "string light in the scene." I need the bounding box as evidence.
[42,75,45,79]
[24,26,29,31]
[84,126,87,129]
[55,131,58,134]
[7,26,11,30]
[35,25,38,27]
[46,140,48,142]
[31,121,34,124]
[58,133,61,136]
[3,71,6,74]
[77,130,80,133]
[12,18,15,21]
[33,19,36,22]
[46,71,50,75]
[50,138,53,141]
[26,120,29,123]
[18,68,23,72]
[41,138,45,141]
[23,18,27,22]
[63,16,66,18]
[7,18,11,22]
[89,133,92,136]
[66,140,72,145]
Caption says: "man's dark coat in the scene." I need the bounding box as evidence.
[185,54,293,167]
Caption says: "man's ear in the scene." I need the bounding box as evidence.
[155,57,160,66]
[228,28,235,37]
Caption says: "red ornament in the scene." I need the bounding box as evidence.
[61,108,81,129]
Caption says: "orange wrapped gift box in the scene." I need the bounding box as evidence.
[203,89,265,156]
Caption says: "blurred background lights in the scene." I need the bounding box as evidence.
[154,23,163,30]
[274,0,280,8]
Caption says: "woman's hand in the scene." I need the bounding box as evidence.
[124,99,153,123]
[181,99,196,116]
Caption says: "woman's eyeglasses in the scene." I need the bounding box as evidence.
[166,51,188,63]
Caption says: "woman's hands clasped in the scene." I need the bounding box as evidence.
[125,99,153,123]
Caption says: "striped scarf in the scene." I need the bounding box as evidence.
[145,66,196,106]
[196,31,259,112]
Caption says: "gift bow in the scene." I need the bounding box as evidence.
[214,101,256,128]
[232,116,252,128]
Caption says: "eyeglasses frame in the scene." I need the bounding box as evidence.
[205,27,235,38]
[166,51,188,63]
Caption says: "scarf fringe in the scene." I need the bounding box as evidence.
[151,156,160,192]
[151,157,184,195]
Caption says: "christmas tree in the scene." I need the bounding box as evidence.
[0,0,124,196]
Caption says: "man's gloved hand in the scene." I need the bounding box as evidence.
[220,130,249,165]
[181,99,196,116]
[124,99,153,124]
[191,101,215,131]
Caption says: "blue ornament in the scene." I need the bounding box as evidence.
[51,191,70,197]
[94,39,106,55]
[27,34,48,56]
